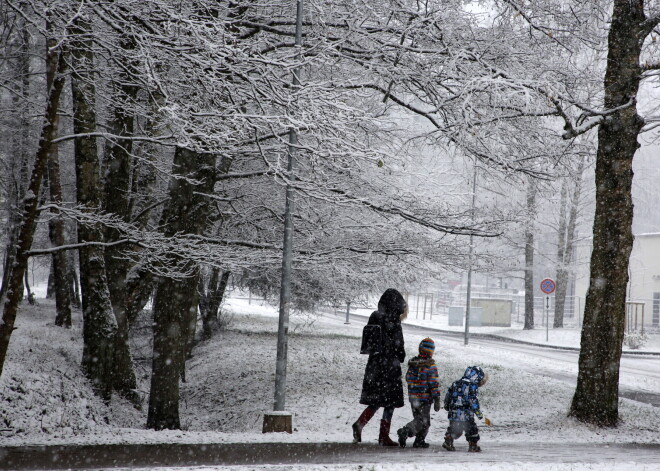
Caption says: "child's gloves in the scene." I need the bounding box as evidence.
[475,410,484,420]
[433,397,441,412]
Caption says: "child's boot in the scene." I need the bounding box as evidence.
[442,434,455,451]
[396,426,411,448]
[378,420,398,447]
[412,437,430,448]
[468,442,481,452]
[352,407,376,444]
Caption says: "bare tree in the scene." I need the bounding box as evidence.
[500,0,660,425]
[554,157,587,328]
[568,0,658,426]
[147,147,217,430]
[45,16,72,328]
[524,179,537,330]
[0,29,67,378]
[70,13,117,401]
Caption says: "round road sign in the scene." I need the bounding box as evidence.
[540,278,556,295]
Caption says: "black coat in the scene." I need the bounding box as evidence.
[359,304,406,408]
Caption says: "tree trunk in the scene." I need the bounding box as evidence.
[46,262,55,299]
[125,267,153,326]
[147,147,216,430]
[23,270,34,305]
[68,254,81,309]
[199,268,215,339]
[70,17,117,401]
[554,158,586,328]
[524,180,536,330]
[102,38,140,404]
[202,270,230,339]
[553,180,569,328]
[0,18,30,304]
[0,44,66,379]
[569,0,646,426]
[181,285,201,383]
[45,24,72,328]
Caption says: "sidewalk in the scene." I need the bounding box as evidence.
[1,441,659,470]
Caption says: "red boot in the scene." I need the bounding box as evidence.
[352,407,376,444]
[378,420,399,447]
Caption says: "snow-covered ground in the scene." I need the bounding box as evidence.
[0,293,658,470]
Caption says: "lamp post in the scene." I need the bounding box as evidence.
[464,159,478,346]
[264,0,303,434]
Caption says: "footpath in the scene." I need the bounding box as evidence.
[1,441,660,470]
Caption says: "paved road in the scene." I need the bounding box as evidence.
[1,442,659,470]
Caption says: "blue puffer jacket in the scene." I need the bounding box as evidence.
[443,366,484,422]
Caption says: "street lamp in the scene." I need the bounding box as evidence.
[263,0,303,434]
[464,158,477,346]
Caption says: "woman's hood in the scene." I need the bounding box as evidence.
[377,288,406,321]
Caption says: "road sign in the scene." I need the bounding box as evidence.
[540,278,556,295]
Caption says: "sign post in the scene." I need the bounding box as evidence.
[540,278,556,342]
[545,296,550,341]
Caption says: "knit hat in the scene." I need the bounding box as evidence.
[418,338,435,357]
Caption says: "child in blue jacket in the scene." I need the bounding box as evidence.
[396,338,441,448]
[442,365,488,452]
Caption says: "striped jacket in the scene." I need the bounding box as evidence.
[405,356,440,403]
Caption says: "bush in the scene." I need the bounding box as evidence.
[623,330,648,349]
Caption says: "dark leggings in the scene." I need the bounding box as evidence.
[367,405,394,421]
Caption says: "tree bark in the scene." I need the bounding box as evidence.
[70,17,117,401]
[68,253,81,308]
[0,44,66,378]
[199,269,230,340]
[524,180,536,330]
[553,180,569,328]
[125,267,153,326]
[0,17,30,304]
[569,0,647,426]
[46,262,55,299]
[102,37,140,404]
[554,158,585,328]
[147,147,216,430]
[45,23,72,328]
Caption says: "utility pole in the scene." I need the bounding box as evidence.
[464,159,478,346]
[265,1,303,433]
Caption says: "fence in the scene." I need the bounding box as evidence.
[406,290,586,328]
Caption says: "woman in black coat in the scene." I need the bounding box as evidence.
[352,288,407,446]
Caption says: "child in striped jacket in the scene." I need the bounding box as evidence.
[396,338,441,448]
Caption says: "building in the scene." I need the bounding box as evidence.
[575,232,660,330]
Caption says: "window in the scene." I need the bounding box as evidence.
[653,293,660,327]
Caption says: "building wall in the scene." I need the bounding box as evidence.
[575,233,660,328]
